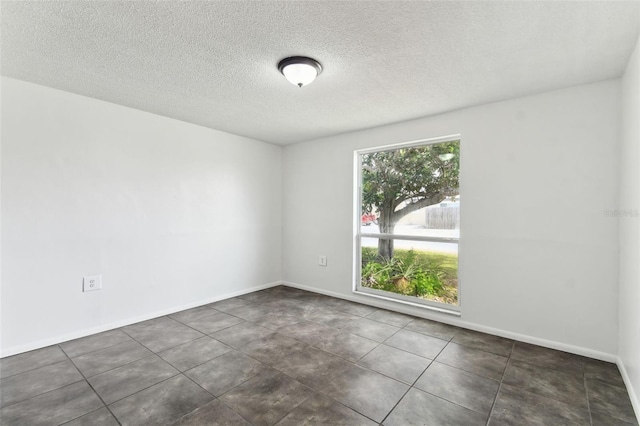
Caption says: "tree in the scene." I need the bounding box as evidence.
[362,141,460,259]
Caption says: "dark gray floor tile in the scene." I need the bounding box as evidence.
[62,407,119,425]
[588,378,638,424]
[220,369,314,426]
[0,381,103,426]
[279,288,313,303]
[315,363,409,423]
[251,313,303,331]
[404,318,459,340]
[172,399,251,425]
[329,299,378,317]
[366,309,414,327]
[301,296,336,308]
[72,340,152,377]
[265,298,311,313]
[296,298,331,312]
[88,355,178,404]
[273,286,307,296]
[303,309,361,328]
[109,375,214,426]
[211,322,276,349]
[436,342,508,380]
[260,285,288,293]
[415,361,499,415]
[489,383,590,426]
[584,358,626,387]
[511,341,583,372]
[0,345,68,379]
[60,329,132,358]
[452,328,513,357]
[180,311,245,335]
[358,344,431,384]
[5,288,638,426]
[342,318,400,342]
[122,317,205,352]
[207,297,253,313]
[275,288,309,299]
[225,303,278,321]
[169,305,219,324]
[310,294,344,305]
[158,336,232,371]
[384,329,448,359]
[272,286,310,298]
[240,333,308,366]
[275,393,377,426]
[129,316,171,327]
[185,350,267,396]
[384,387,486,426]
[314,330,379,361]
[273,346,353,391]
[502,359,588,409]
[305,295,340,307]
[591,410,639,426]
[285,304,329,320]
[278,321,339,346]
[264,295,305,309]
[0,360,83,408]
[237,290,280,304]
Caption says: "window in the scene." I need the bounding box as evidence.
[355,136,460,311]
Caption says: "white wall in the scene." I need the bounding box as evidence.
[0,74,627,364]
[1,77,282,356]
[283,80,620,358]
[618,34,640,417]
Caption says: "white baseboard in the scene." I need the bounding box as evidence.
[617,356,640,424]
[281,280,617,362]
[4,278,618,366]
[1,281,281,358]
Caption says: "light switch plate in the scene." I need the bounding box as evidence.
[83,275,102,292]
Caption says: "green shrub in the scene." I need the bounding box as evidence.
[362,260,393,289]
[361,248,450,301]
[413,269,443,297]
[391,255,418,282]
[361,247,379,264]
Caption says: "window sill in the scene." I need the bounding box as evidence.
[353,288,461,317]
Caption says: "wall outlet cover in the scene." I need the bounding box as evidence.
[83,275,102,292]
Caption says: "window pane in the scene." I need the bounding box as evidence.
[395,196,459,238]
[358,139,460,307]
[360,238,458,306]
[361,221,460,239]
[359,141,460,239]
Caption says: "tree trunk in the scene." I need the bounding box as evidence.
[377,238,394,260]
[377,208,395,259]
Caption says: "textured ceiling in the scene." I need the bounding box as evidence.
[2,1,639,145]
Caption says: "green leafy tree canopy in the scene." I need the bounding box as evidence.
[362,141,460,259]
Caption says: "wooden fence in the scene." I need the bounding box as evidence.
[424,206,459,229]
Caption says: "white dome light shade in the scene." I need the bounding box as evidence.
[278,56,322,88]
[282,63,317,87]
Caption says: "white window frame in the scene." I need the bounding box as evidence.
[353,134,462,315]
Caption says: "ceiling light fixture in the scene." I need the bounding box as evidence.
[278,56,322,88]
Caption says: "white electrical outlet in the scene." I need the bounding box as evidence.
[319,255,327,266]
[83,275,102,292]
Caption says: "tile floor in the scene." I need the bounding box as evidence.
[0,285,637,425]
